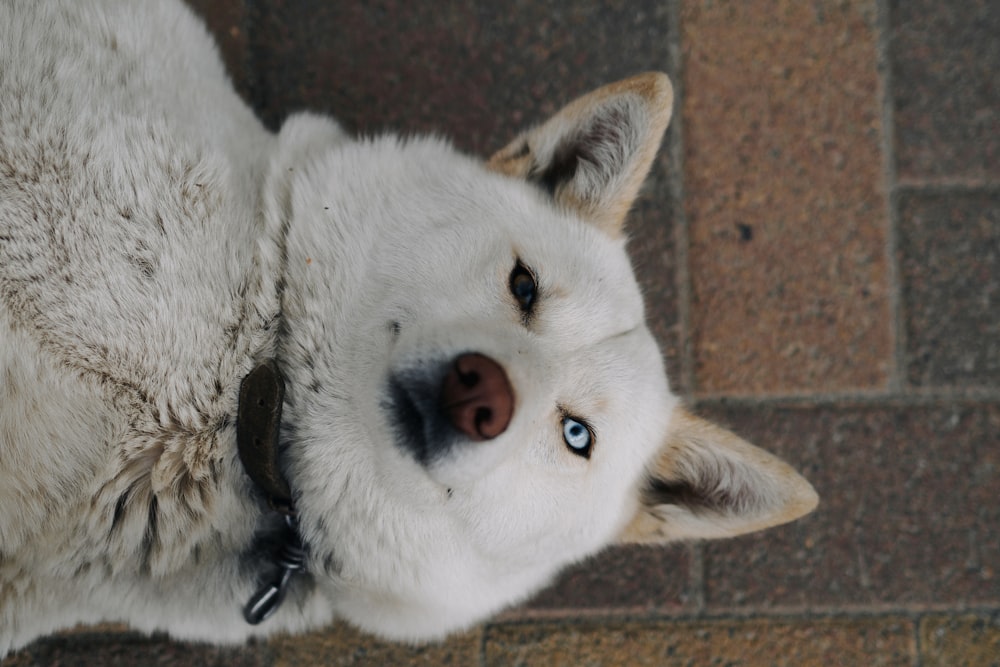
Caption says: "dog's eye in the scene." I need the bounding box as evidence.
[562,417,593,459]
[509,260,537,313]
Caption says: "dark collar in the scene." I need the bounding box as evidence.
[237,360,306,625]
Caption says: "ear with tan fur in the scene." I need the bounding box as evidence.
[487,72,673,235]
[619,407,818,544]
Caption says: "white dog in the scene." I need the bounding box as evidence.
[0,0,818,654]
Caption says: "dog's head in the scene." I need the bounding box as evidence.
[276,73,817,640]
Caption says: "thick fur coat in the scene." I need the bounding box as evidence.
[0,0,817,654]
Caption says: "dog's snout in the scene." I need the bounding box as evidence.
[440,354,514,441]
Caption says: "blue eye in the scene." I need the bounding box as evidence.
[562,417,592,458]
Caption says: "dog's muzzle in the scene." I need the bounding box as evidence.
[387,352,516,465]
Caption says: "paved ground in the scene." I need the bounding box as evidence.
[5,1,998,665]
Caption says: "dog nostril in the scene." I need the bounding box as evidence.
[440,353,514,441]
[458,369,480,388]
[473,407,493,435]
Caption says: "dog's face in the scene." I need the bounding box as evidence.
[374,171,674,558]
[279,74,817,640]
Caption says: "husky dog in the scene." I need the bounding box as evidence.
[0,0,818,654]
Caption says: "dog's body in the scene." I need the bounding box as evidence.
[0,0,817,654]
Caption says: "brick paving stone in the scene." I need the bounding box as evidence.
[0,632,271,667]
[268,623,481,667]
[521,544,693,613]
[629,161,685,394]
[245,0,673,149]
[920,613,1000,667]
[681,0,891,395]
[484,616,915,666]
[889,0,1000,183]
[898,190,1000,389]
[698,403,1000,609]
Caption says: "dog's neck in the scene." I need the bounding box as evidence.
[236,360,307,625]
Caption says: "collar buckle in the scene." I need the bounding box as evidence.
[242,514,306,625]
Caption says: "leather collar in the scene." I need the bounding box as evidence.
[238,361,293,515]
[237,360,306,624]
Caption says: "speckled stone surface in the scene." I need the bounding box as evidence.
[0,632,270,667]
[890,0,1000,182]
[268,624,482,667]
[698,403,1000,609]
[629,157,684,394]
[483,617,915,666]
[898,191,1000,388]
[521,544,692,613]
[681,0,891,395]
[245,1,673,148]
[919,613,1000,667]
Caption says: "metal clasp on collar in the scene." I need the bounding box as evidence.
[243,513,306,625]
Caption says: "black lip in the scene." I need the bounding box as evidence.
[386,375,431,465]
[384,364,456,467]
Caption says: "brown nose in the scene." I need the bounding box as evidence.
[440,353,514,441]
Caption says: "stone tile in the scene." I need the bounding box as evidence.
[246,0,674,149]
[1,632,270,667]
[520,545,693,613]
[898,191,1000,389]
[890,1,1000,182]
[920,613,1000,667]
[630,160,684,394]
[268,623,481,667]
[681,1,891,395]
[183,0,251,99]
[484,616,915,666]
[698,403,1000,609]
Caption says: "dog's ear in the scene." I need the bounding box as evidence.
[619,407,818,544]
[487,72,673,236]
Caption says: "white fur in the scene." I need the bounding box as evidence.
[0,0,817,654]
